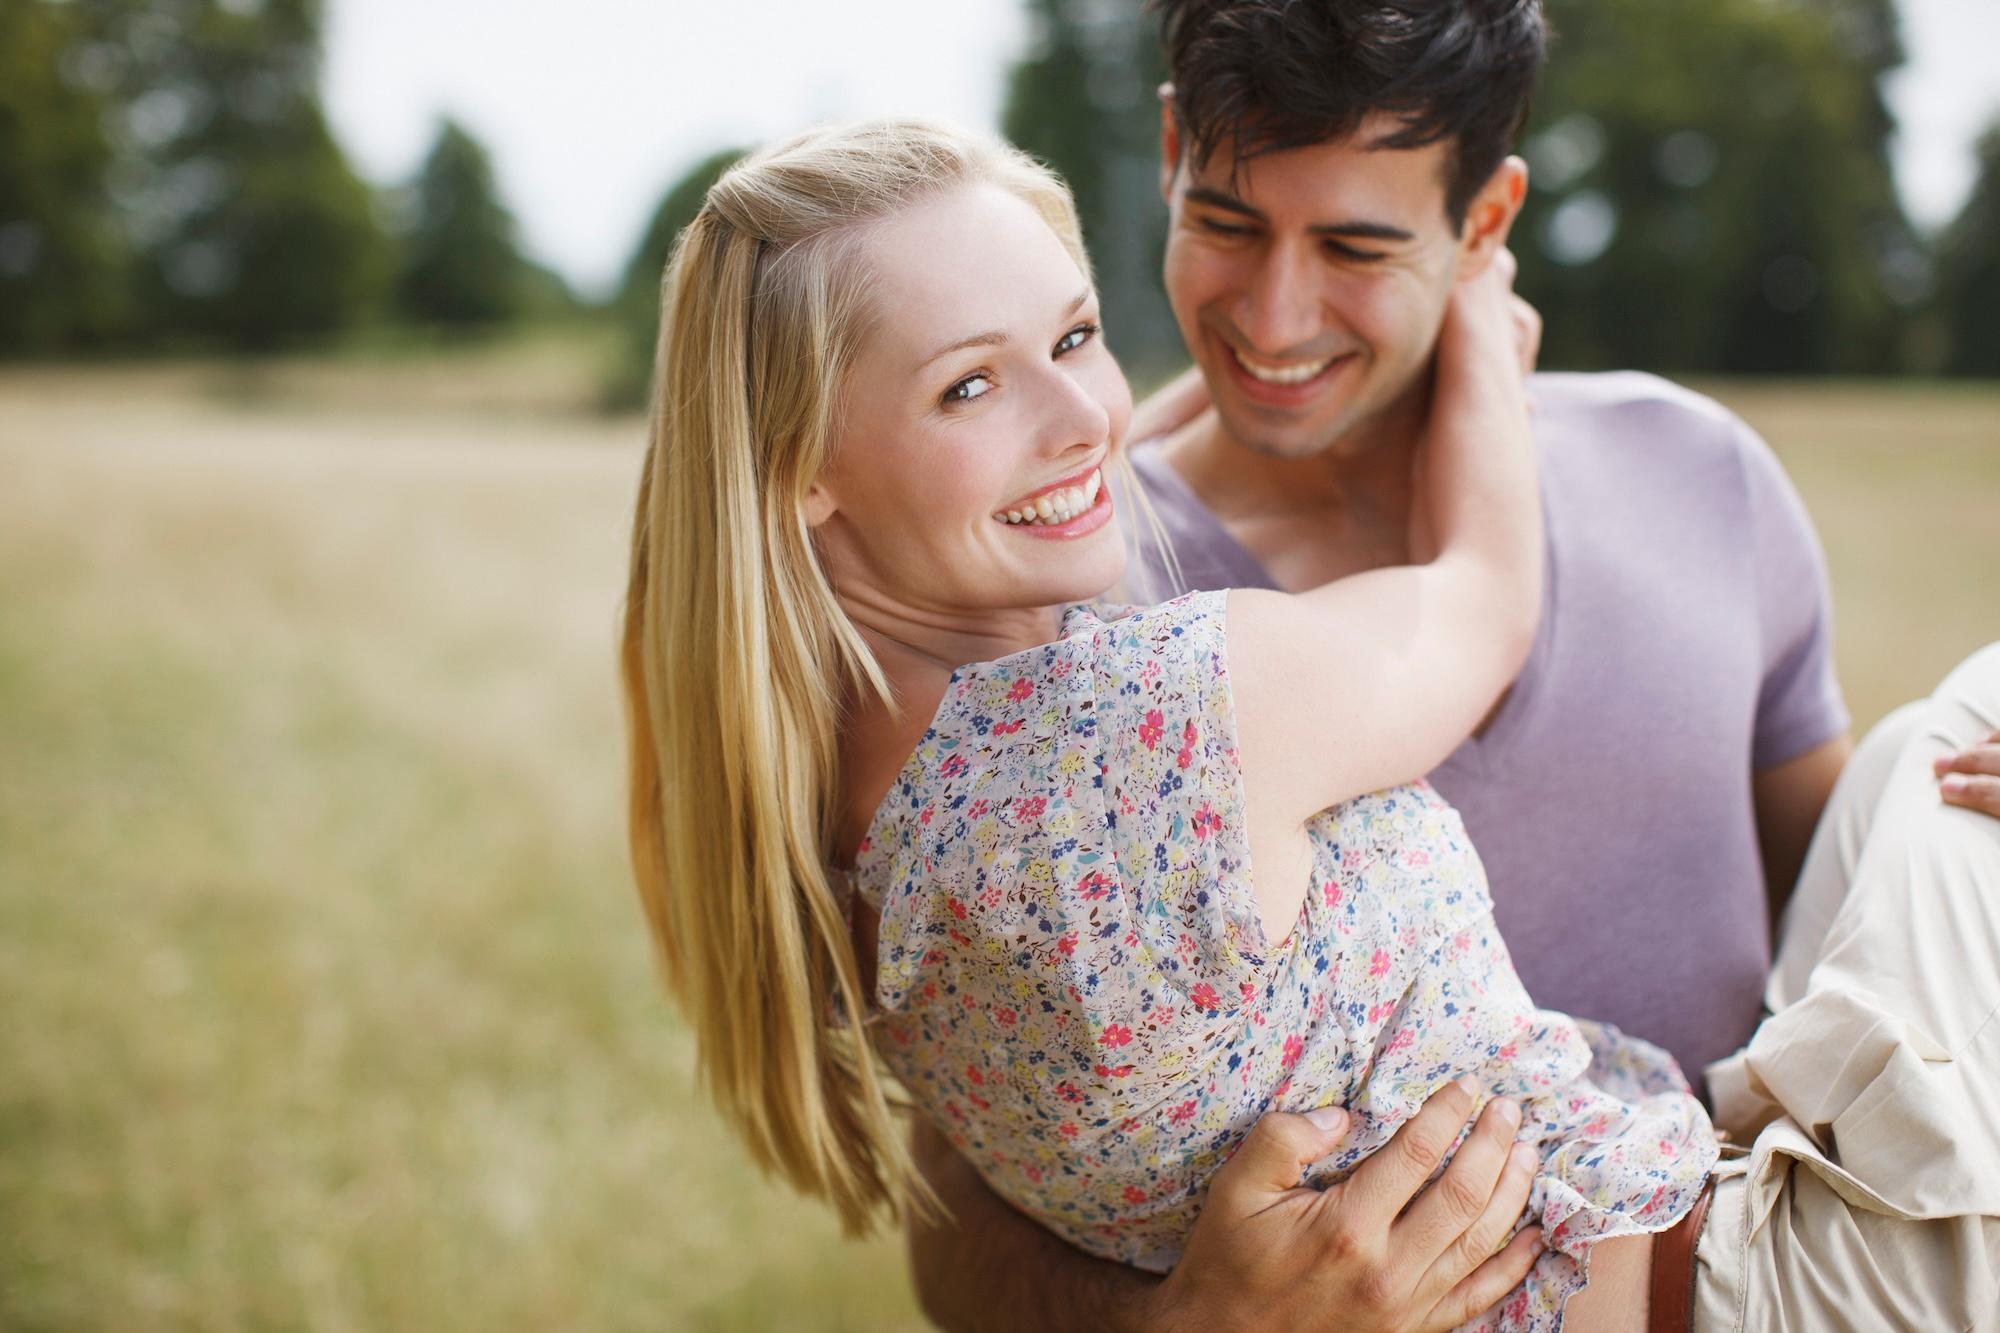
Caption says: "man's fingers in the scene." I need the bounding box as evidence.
[1210,1108,1351,1216]
[1426,1223,1544,1329]
[1395,1097,1527,1279]
[1412,1138,1538,1305]
[1941,772,2000,817]
[1342,1076,1480,1226]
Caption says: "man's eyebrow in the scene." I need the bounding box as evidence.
[916,289,1093,371]
[1183,185,1415,243]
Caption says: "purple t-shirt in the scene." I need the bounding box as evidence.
[1125,371,1849,1093]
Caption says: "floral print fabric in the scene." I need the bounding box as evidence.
[852,591,1717,1328]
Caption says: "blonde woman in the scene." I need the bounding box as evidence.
[621,120,2000,1330]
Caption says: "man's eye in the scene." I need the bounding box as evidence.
[943,373,994,405]
[1200,218,1251,237]
[1325,240,1387,263]
[1054,322,1100,356]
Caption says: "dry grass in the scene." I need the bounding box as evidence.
[0,347,1992,1331]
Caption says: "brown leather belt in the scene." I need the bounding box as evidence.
[1647,1174,1715,1333]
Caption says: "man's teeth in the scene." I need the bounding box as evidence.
[994,469,1102,525]
[1234,348,1335,384]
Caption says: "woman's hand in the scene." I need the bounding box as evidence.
[1936,730,2000,818]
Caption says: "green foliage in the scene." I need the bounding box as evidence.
[1936,122,2000,377]
[1002,0,1180,383]
[395,119,533,330]
[1514,0,1922,374]
[0,0,390,353]
[0,0,132,349]
[603,146,747,410]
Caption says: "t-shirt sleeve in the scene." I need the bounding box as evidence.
[1734,417,1850,768]
[1085,591,1268,996]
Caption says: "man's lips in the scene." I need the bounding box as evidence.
[1219,340,1354,406]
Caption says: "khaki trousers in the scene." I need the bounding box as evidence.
[1694,644,2000,1331]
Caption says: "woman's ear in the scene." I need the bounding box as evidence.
[803,483,837,528]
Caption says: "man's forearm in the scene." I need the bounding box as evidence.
[907,1121,1166,1333]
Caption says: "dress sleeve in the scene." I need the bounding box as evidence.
[1083,591,1269,1003]
[1733,417,1850,768]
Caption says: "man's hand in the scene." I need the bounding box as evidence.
[1144,1079,1543,1333]
[1937,730,2000,818]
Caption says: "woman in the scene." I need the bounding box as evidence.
[620,120,2000,1330]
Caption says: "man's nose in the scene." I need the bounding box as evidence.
[1236,244,1325,355]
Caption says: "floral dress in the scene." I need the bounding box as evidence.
[851,591,1718,1329]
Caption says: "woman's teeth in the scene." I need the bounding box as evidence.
[994,469,1101,526]
[1233,347,1336,384]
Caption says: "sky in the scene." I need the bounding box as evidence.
[322,0,2000,301]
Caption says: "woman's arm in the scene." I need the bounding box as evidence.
[1227,255,1541,863]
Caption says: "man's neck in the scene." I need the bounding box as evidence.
[1159,378,1430,591]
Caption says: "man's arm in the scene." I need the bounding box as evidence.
[1754,733,1853,926]
[907,1082,1542,1333]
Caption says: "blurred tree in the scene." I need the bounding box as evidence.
[394,118,532,329]
[1515,0,1924,374]
[1002,0,1181,384]
[0,0,390,352]
[604,146,746,409]
[1936,122,2000,378]
[0,0,132,350]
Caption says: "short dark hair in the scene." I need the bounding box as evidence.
[1155,0,1549,228]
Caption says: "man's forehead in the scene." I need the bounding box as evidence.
[1186,125,1453,226]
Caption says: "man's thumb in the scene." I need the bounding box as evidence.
[1220,1107,1351,1202]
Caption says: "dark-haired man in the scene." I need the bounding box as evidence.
[903,2,1996,1329]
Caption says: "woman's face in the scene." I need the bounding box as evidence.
[808,183,1132,629]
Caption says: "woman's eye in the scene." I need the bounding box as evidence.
[1054,322,1100,356]
[943,373,994,405]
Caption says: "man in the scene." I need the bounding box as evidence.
[904,2,1993,1328]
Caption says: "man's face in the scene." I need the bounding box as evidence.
[1161,113,1471,460]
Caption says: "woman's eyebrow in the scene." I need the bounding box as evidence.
[914,289,1093,370]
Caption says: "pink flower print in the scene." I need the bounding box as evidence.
[1168,1099,1197,1126]
[1122,1185,1148,1205]
[1405,847,1431,869]
[1059,1122,1079,1139]
[1055,1081,1083,1103]
[918,806,934,826]
[1078,871,1113,901]
[1385,1028,1414,1055]
[994,1006,1017,1028]
[1190,983,1220,1012]
[1057,931,1078,957]
[1025,1164,1044,1184]
[1014,795,1048,821]
[1281,1034,1304,1069]
[1239,981,1257,1004]
[978,884,1002,910]
[1094,1063,1135,1078]
[968,799,989,819]
[1191,802,1222,840]
[949,897,968,920]
[1322,881,1344,909]
[939,754,968,780]
[1008,677,1034,702]
[1369,948,1391,977]
[966,1064,985,1086]
[1138,709,1164,751]
[1147,1003,1176,1027]
[991,718,1023,736]
[1099,1023,1133,1048]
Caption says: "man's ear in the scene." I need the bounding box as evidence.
[803,482,837,528]
[1455,155,1529,281]
[1158,83,1182,202]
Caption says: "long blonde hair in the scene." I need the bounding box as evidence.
[620,120,1117,1233]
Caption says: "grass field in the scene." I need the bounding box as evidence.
[1,342,1994,1331]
